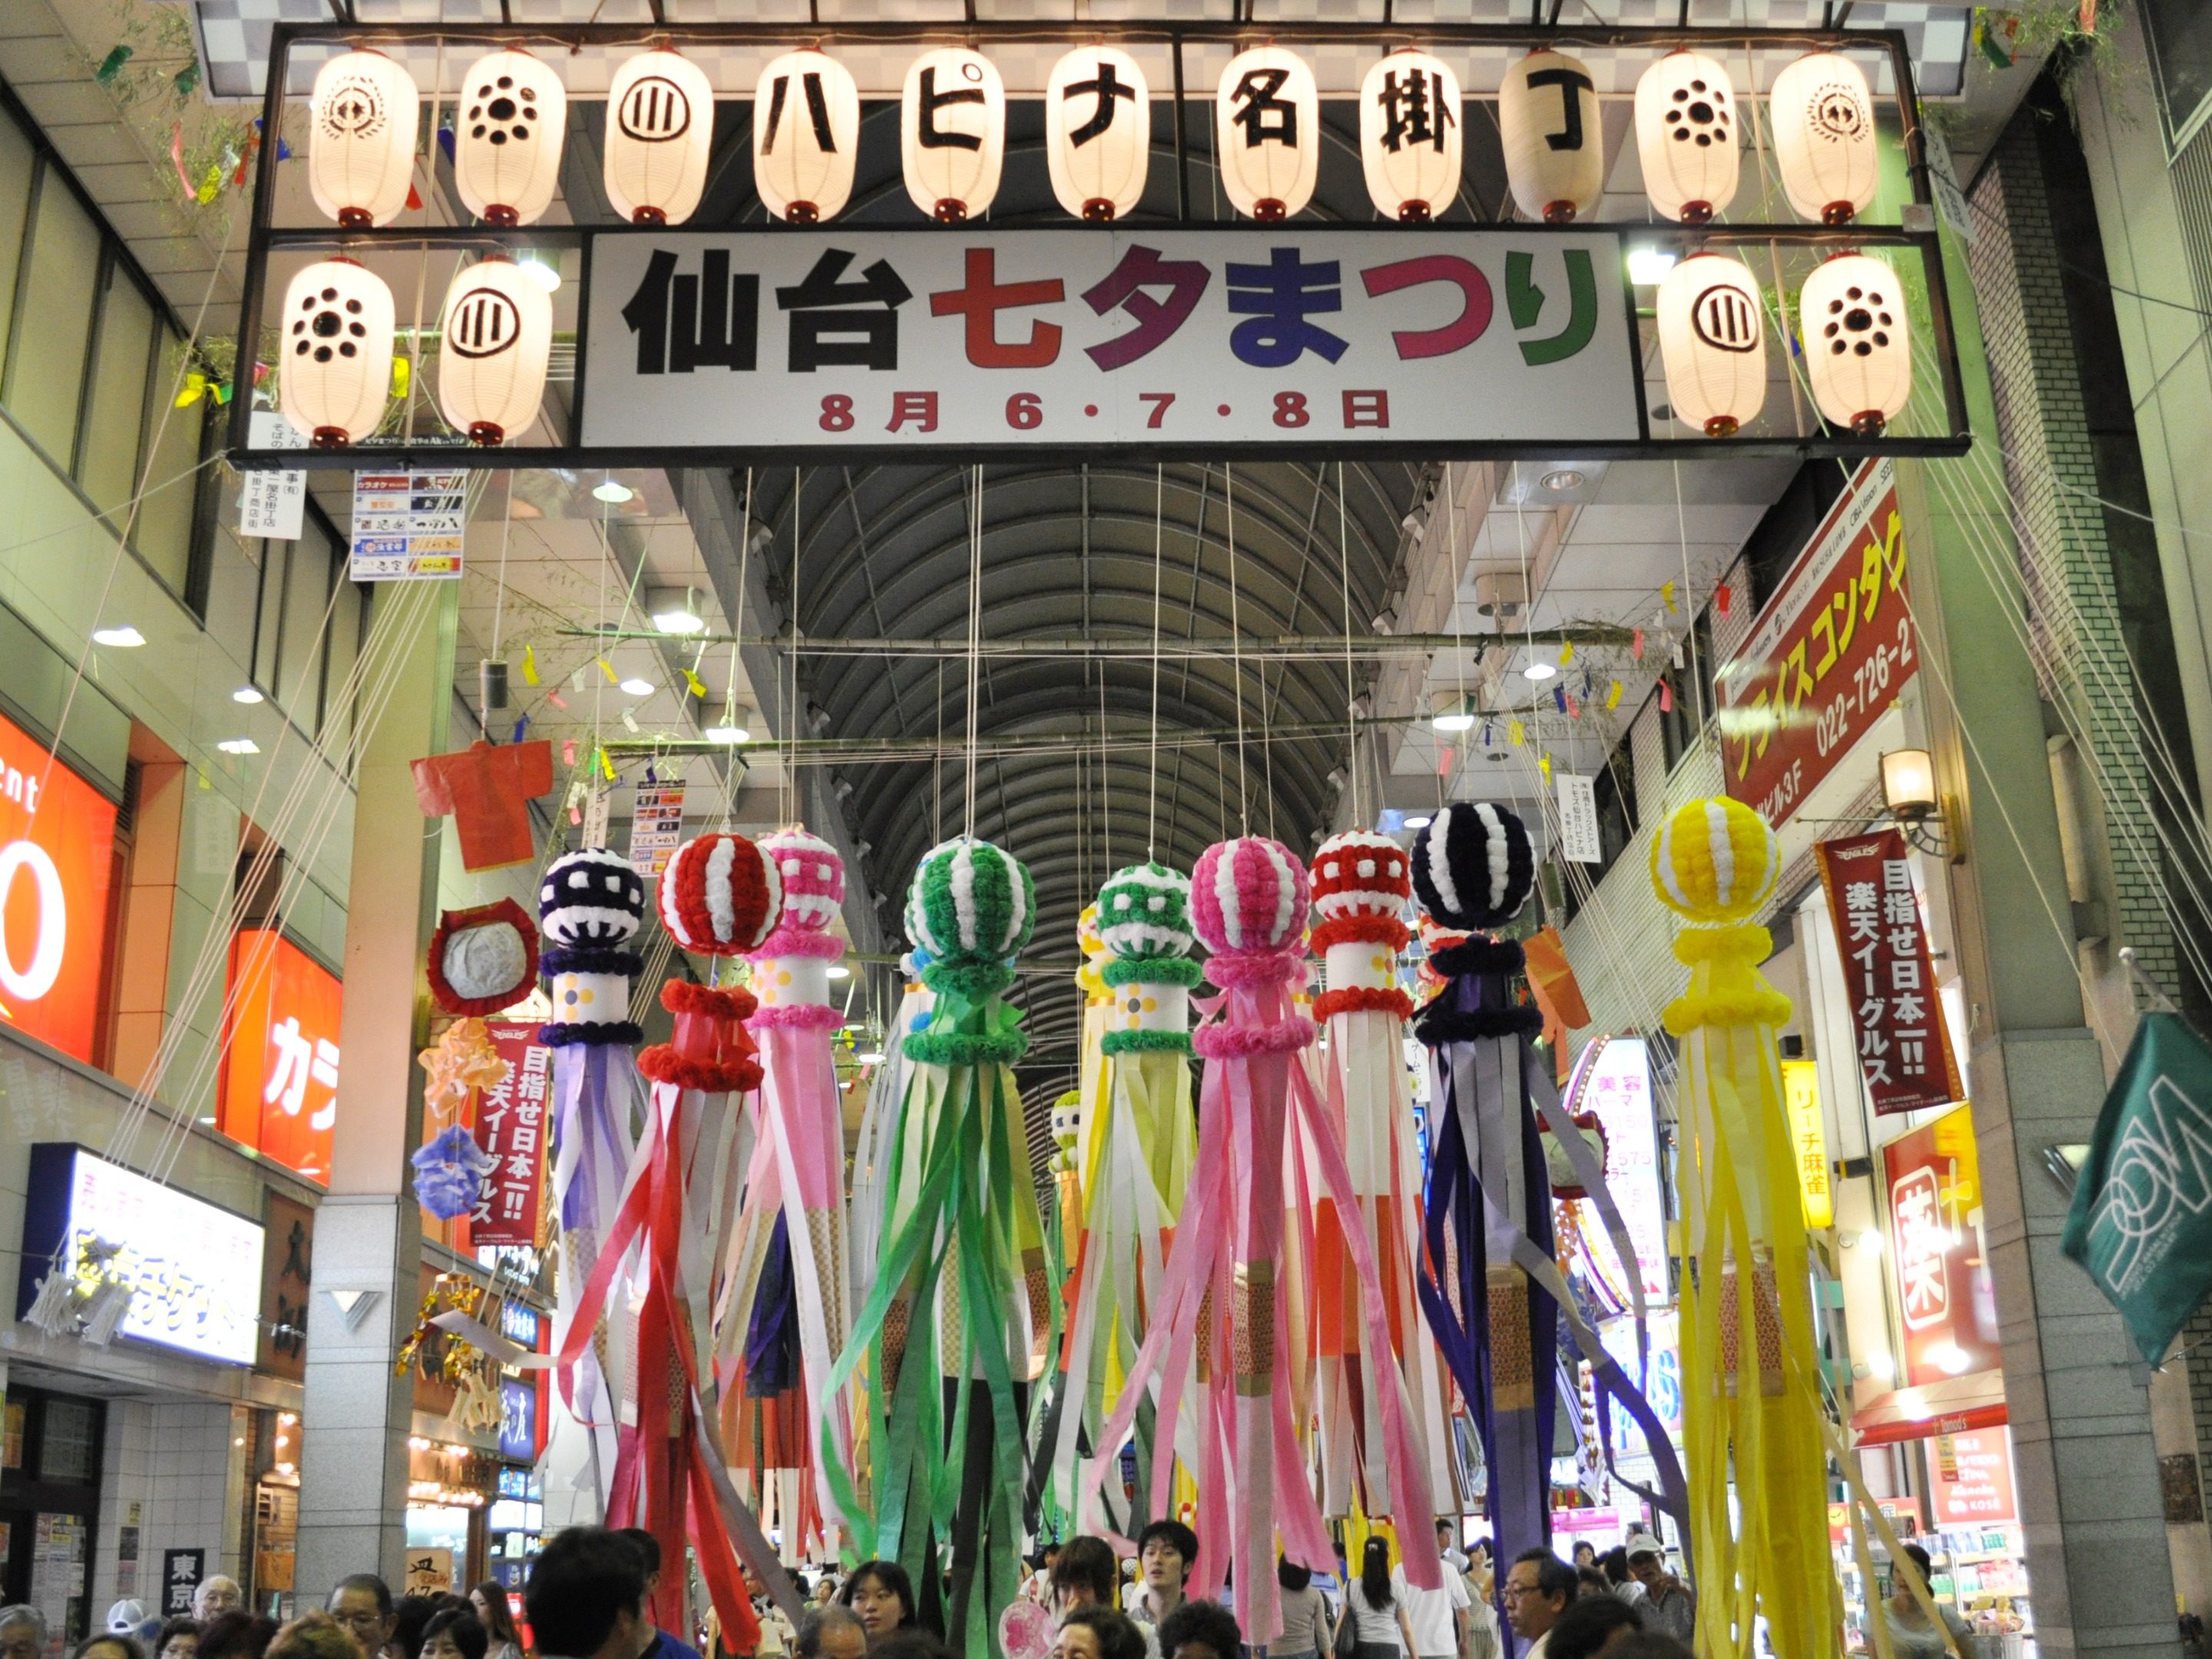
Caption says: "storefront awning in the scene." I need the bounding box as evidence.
[1849,1370,2008,1445]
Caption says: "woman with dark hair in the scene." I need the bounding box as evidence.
[73,1635,145,1659]
[1880,1544,1972,1659]
[839,1563,917,1646]
[1598,1550,1629,1593]
[1274,1560,1330,1659]
[195,1614,277,1659]
[1051,1538,1124,1614]
[418,1614,485,1659]
[1335,1539,1417,1659]
[466,1588,520,1659]
[155,1622,201,1659]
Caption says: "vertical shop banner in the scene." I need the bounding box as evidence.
[1780,1059,1833,1227]
[1566,1035,1670,1303]
[0,712,118,1065]
[350,470,465,580]
[1815,828,1962,1117]
[474,1022,551,1247]
[627,783,686,879]
[219,929,344,1183]
[1929,1428,2017,1525]
[258,1192,315,1379]
[1720,459,1916,828]
[1555,772,1601,864]
[1883,1104,2001,1387]
[161,1548,204,1617]
[239,412,306,539]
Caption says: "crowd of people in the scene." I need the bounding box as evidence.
[0,1512,1964,1659]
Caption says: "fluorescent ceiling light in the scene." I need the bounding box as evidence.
[1522,661,1558,681]
[518,257,561,293]
[592,479,634,504]
[704,724,750,744]
[856,1050,885,1065]
[217,738,260,756]
[1402,814,1432,830]
[619,677,654,697]
[1432,710,1476,733]
[1627,247,1679,285]
[652,609,705,635]
[232,687,264,704]
[826,964,851,980]
[91,625,145,647]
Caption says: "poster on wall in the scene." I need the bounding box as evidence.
[1720,459,1916,829]
[581,230,1640,455]
[1883,1104,2001,1388]
[1565,1035,1670,1303]
[474,1022,551,1248]
[0,710,118,1065]
[1930,1427,2017,1525]
[1814,827,1962,1117]
[627,784,686,879]
[218,929,344,1184]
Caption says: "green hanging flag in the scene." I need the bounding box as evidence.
[2061,1012,2212,1363]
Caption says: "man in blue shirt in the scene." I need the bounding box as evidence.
[617,1528,707,1659]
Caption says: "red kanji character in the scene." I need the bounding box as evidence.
[1359,255,1494,360]
[887,391,939,431]
[1342,389,1390,428]
[929,247,1065,369]
[1081,244,1212,371]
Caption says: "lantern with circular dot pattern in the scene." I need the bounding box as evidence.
[1634,51,1738,224]
[900,48,1005,224]
[753,50,860,225]
[308,49,419,229]
[1499,48,1602,224]
[279,259,394,449]
[1098,861,1196,964]
[453,48,565,226]
[1768,51,1878,225]
[435,255,553,446]
[1215,46,1318,222]
[1799,253,1912,438]
[604,49,714,226]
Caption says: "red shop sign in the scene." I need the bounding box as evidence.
[219,929,344,1184]
[1929,1428,2017,1526]
[1815,827,1962,1118]
[1720,459,1916,829]
[1883,1104,2001,1389]
[0,711,118,1064]
[474,1021,551,1247]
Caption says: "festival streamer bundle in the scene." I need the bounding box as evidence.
[826,838,1048,1657]
[1048,862,1200,1536]
[1652,798,1834,1659]
[1090,837,1441,1644]
[1307,831,1457,1519]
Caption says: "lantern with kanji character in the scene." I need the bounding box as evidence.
[1634,51,1737,224]
[279,259,394,449]
[1215,46,1317,221]
[1045,46,1151,222]
[308,50,419,228]
[604,49,714,226]
[1359,48,1462,223]
[753,49,859,224]
[1769,51,1878,224]
[1499,48,1602,224]
[1657,252,1766,437]
[901,48,1005,224]
[435,255,552,446]
[1800,253,1912,437]
[453,48,565,226]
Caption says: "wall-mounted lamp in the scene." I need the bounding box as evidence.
[1880,747,1952,858]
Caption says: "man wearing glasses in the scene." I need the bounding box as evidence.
[1501,1552,1575,1659]
[328,1575,396,1659]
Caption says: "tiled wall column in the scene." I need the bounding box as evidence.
[294,582,455,1601]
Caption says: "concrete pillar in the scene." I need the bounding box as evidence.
[295,580,457,1601]
[1902,214,2177,1659]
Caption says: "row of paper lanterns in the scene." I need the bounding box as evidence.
[275,242,1910,448]
[309,41,1883,230]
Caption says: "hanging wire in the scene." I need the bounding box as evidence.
[964,463,985,839]
[1224,463,1250,835]
[1149,462,1165,860]
[1338,461,1361,826]
[787,465,803,826]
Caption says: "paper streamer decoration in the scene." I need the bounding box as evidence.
[1651,796,1830,1659]
[826,838,1048,1659]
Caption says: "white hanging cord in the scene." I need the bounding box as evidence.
[965,463,985,839]
[1445,462,1473,796]
[1514,461,1539,797]
[1224,464,1250,836]
[720,465,754,833]
[490,473,515,664]
[1148,462,1165,860]
[1338,461,1361,826]
[1100,669,1112,874]
[786,465,803,827]
[1673,461,1704,727]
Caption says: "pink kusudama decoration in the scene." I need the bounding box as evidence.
[1191,836,1310,956]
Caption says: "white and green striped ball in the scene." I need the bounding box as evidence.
[908,836,1037,964]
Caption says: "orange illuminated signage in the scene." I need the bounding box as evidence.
[220,928,344,1183]
[0,711,118,1064]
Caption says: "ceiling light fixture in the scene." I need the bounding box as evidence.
[232,687,264,704]
[1626,247,1679,285]
[826,963,851,980]
[217,738,260,756]
[1538,469,1586,494]
[1522,661,1558,681]
[1402,814,1432,830]
[518,257,562,293]
[1433,710,1476,733]
[704,724,750,744]
[592,478,635,504]
[619,677,654,697]
[856,1050,885,1065]
[91,625,145,647]
[652,609,706,635]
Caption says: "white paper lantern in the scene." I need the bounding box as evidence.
[1045,47,1150,222]
[604,50,714,226]
[1216,47,1318,221]
[1769,52,1878,225]
[308,50,419,229]
[1634,51,1737,224]
[753,50,859,225]
[1800,253,1912,436]
[453,49,565,227]
[901,48,1005,223]
[1359,49,1461,223]
[1657,253,1765,437]
[1499,49,1602,224]
[436,257,552,445]
[279,260,393,448]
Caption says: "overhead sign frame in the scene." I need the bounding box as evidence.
[225,19,1972,471]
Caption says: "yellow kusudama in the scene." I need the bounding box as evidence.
[1651,796,1836,1659]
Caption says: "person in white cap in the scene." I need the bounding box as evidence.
[1620,1534,1692,1645]
[105,1604,147,1637]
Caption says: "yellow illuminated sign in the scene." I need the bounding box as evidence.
[1782,1060,1833,1227]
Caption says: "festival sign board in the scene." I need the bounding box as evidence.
[581,229,1640,455]
[1719,459,1916,829]
[1815,827,1963,1118]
